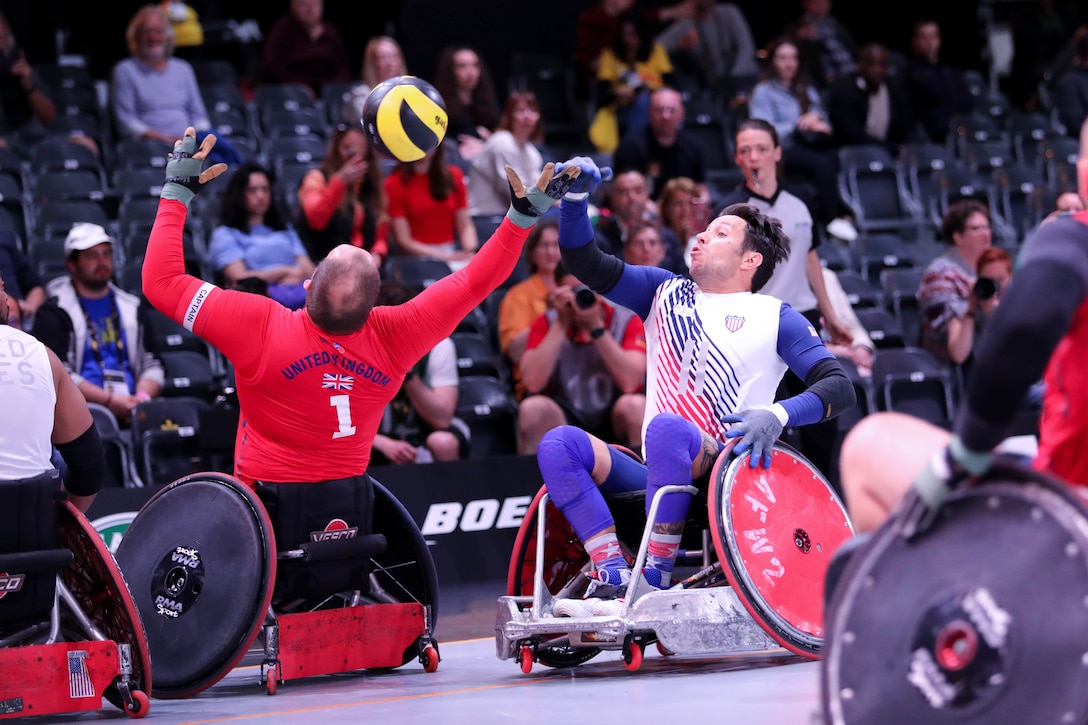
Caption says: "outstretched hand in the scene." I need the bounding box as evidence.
[161,126,229,207]
[505,162,580,228]
[554,156,614,195]
[723,408,783,469]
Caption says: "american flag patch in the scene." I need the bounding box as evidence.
[724,315,745,332]
[322,373,354,390]
[68,650,95,698]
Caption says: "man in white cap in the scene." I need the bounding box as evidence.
[31,223,162,427]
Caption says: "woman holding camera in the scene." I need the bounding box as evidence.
[947,247,1012,378]
[515,263,647,456]
[918,199,993,366]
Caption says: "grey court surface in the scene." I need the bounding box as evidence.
[35,581,824,724]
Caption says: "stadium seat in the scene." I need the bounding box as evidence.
[852,233,915,288]
[262,106,329,140]
[31,169,105,205]
[112,167,165,203]
[837,145,922,236]
[834,269,882,309]
[130,397,212,488]
[114,138,172,171]
[455,375,519,458]
[854,307,906,349]
[871,347,956,427]
[86,402,137,488]
[159,350,222,402]
[451,331,508,381]
[34,199,110,241]
[384,256,452,289]
[879,267,925,349]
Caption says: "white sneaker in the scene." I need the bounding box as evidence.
[552,596,625,618]
[827,217,859,243]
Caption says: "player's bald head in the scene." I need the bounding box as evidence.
[306,245,380,336]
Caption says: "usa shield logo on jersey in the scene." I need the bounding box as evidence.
[724,315,745,332]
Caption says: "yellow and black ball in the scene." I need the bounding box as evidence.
[361,75,448,163]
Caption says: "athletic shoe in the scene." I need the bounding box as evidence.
[552,595,625,618]
[826,217,859,243]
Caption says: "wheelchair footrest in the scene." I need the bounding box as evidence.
[0,640,121,719]
[275,602,427,679]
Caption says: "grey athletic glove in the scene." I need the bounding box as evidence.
[504,162,580,228]
[899,436,993,539]
[723,408,784,469]
[161,126,229,207]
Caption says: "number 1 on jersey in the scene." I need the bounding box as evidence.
[330,394,356,439]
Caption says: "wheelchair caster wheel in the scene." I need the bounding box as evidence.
[124,690,150,719]
[655,641,674,657]
[421,644,440,673]
[519,645,534,674]
[623,642,643,671]
[266,676,277,696]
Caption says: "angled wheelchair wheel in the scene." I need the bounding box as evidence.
[822,463,1088,725]
[370,480,441,666]
[57,502,153,710]
[115,473,277,698]
[709,441,854,659]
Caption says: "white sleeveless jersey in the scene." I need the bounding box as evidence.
[644,277,788,444]
[0,325,56,479]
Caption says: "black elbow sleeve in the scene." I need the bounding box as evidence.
[804,358,857,420]
[56,424,105,497]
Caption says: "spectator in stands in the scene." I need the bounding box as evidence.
[0,9,57,157]
[659,176,711,271]
[207,161,316,310]
[612,87,705,200]
[1008,0,1080,109]
[162,0,204,62]
[820,267,875,377]
[1058,26,1088,138]
[748,36,852,237]
[596,169,685,274]
[31,223,163,428]
[946,246,1012,382]
[622,220,671,270]
[826,43,918,153]
[260,0,351,96]
[905,19,972,144]
[589,9,675,154]
[340,35,407,124]
[111,4,242,165]
[573,0,692,101]
[498,220,560,399]
[385,143,477,268]
[719,117,852,478]
[917,199,993,366]
[0,228,44,329]
[431,45,501,164]
[468,90,545,216]
[296,122,388,267]
[516,263,647,455]
[784,0,858,89]
[370,283,469,464]
[1055,190,1087,213]
[654,0,757,96]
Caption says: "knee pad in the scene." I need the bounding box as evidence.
[645,414,705,521]
[537,426,596,508]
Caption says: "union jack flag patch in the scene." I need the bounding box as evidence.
[322,373,354,390]
[724,315,745,332]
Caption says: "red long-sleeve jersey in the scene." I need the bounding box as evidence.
[143,199,527,485]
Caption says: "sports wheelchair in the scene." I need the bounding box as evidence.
[115,471,440,697]
[821,459,1088,724]
[0,471,151,718]
[496,441,854,672]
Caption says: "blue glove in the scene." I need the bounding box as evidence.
[161,126,229,207]
[899,436,993,538]
[505,162,580,228]
[723,409,784,469]
[553,156,614,196]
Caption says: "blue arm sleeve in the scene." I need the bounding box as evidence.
[605,264,677,320]
[558,196,596,248]
[776,304,839,426]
